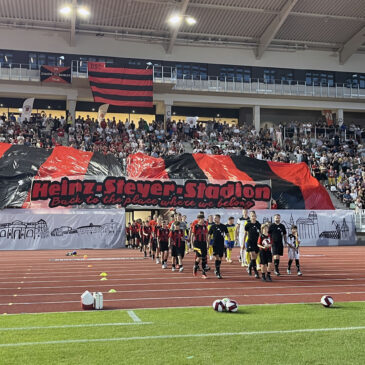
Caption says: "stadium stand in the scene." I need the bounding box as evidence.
[1,111,364,210]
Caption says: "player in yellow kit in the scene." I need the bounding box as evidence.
[225,217,236,263]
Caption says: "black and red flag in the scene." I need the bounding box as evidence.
[127,153,334,210]
[40,66,71,83]
[87,62,153,108]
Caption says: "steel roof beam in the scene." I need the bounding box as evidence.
[166,0,190,54]
[256,0,298,59]
[339,26,365,64]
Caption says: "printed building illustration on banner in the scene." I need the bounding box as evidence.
[319,218,350,240]
[51,221,118,237]
[0,219,49,239]
[262,211,320,239]
[296,211,319,239]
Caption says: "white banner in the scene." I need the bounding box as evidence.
[165,104,171,122]
[21,98,35,122]
[178,209,356,246]
[98,103,109,123]
[186,116,198,128]
[0,209,125,250]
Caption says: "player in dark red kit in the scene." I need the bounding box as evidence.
[257,223,273,282]
[157,221,170,269]
[141,221,151,258]
[192,214,209,279]
[268,214,288,276]
[169,222,186,272]
[126,223,132,248]
[131,220,139,249]
[243,211,261,279]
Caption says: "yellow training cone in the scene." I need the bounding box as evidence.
[108,289,116,293]
[84,255,88,259]
[100,277,108,281]
[99,272,108,277]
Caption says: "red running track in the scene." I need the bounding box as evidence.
[0,246,364,314]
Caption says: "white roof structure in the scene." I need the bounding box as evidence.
[0,0,364,63]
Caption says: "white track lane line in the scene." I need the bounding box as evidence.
[127,310,142,322]
[1,326,365,347]
[0,322,152,331]
[0,277,360,292]
[3,273,365,285]
[3,282,365,298]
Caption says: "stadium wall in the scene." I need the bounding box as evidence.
[0,28,365,74]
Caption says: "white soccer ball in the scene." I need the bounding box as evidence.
[225,300,238,313]
[212,299,225,312]
[320,295,334,308]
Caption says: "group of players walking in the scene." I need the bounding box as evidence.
[126,209,302,281]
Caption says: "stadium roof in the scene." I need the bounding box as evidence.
[0,0,364,63]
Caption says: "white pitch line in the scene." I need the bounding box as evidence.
[2,290,365,306]
[0,322,152,331]
[1,326,365,347]
[127,310,142,322]
[4,300,365,316]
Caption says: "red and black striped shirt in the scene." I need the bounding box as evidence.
[169,229,185,248]
[193,224,208,242]
[157,228,169,242]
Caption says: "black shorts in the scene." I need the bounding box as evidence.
[259,249,273,265]
[159,241,168,252]
[126,234,131,241]
[194,241,207,258]
[272,242,284,256]
[142,237,150,246]
[171,245,185,258]
[135,234,141,242]
[213,244,225,258]
[151,238,157,251]
[247,242,259,253]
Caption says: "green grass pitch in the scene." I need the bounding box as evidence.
[1,302,365,365]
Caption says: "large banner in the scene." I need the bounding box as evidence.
[31,177,271,209]
[0,209,125,250]
[40,66,71,84]
[179,209,355,246]
[0,144,334,210]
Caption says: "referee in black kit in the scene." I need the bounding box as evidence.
[268,214,288,276]
[208,214,228,279]
[243,211,261,279]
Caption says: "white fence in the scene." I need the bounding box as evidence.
[354,210,365,233]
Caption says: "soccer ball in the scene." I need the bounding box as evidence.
[225,300,238,313]
[320,295,334,308]
[212,299,225,312]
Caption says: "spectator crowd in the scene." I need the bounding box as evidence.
[1,111,364,210]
